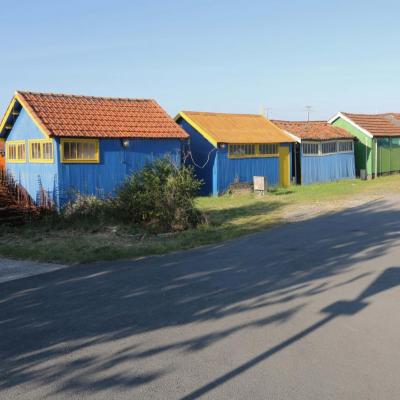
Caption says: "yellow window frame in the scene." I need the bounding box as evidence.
[6,140,26,163]
[28,139,54,163]
[60,139,100,163]
[228,143,279,159]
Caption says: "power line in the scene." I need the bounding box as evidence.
[183,144,217,169]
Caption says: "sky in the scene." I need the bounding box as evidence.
[0,0,399,121]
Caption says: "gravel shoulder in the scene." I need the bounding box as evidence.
[0,258,66,283]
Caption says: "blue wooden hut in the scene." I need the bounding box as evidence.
[272,120,355,185]
[175,111,295,195]
[0,91,188,207]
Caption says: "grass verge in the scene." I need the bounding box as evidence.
[1,175,400,264]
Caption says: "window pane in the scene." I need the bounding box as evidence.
[43,142,53,159]
[83,143,89,158]
[90,143,96,158]
[62,140,98,162]
[17,144,25,160]
[338,141,353,152]
[76,142,83,159]
[32,143,41,159]
[42,143,47,159]
[64,143,70,159]
[83,142,96,159]
[321,141,337,154]
[71,143,77,159]
[229,144,257,157]
[259,144,278,155]
[9,145,15,159]
[302,142,319,155]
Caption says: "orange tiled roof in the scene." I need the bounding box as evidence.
[179,111,295,144]
[271,120,353,141]
[12,91,188,139]
[341,112,400,137]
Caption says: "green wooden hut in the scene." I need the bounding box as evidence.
[328,112,400,178]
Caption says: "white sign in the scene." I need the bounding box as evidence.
[253,176,266,192]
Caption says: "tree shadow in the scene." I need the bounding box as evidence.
[1,199,400,396]
[179,266,400,399]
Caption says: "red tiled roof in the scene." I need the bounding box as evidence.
[14,91,188,139]
[341,112,400,137]
[271,120,353,141]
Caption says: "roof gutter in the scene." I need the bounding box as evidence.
[281,130,301,143]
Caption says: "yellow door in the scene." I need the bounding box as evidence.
[279,145,290,187]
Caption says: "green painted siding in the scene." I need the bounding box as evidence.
[376,138,400,175]
[377,138,390,173]
[332,117,374,176]
[390,138,400,171]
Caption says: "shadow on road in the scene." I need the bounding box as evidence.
[179,266,400,399]
[1,199,400,396]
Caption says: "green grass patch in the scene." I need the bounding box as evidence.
[1,175,400,264]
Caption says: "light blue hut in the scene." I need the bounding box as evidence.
[272,120,356,185]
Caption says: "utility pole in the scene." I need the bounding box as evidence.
[260,105,272,119]
[305,105,312,122]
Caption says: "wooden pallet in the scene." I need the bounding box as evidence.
[0,170,45,225]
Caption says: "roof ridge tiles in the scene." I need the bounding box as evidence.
[16,91,155,102]
[342,111,400,117]
[271,120,327,123]
[182,110,266,118]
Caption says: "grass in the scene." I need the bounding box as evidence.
[1,175,400,264]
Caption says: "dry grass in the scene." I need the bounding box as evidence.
[1,175,400,264]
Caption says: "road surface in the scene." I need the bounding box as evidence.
[1,197,400,399]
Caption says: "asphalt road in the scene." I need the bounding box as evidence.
[1,197,400,399]
[0,258,66,284]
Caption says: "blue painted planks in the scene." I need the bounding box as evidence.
[301,152,355,184]
[5,108,60,205]
[177,119,216,196]
[217,147,279,194]
[58,138,183,205]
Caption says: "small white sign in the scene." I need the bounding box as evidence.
[253,176,265,192]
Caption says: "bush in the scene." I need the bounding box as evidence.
[116,159,204,232]
[61,193,114,224]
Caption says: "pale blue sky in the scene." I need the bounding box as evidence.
[0,0,398,120]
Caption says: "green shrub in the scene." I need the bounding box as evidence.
[116,159,204,232]
[61,193,114,224]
